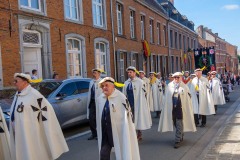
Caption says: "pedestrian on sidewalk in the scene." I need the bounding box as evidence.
[31,69,38,80]
[209,71,226,114]
[149,72,164,118]
[10,73,68,160]
[96,77,140,160]
[189,68,215,127]
[87,68,103,140]
[158,72,196,149]
[122,66,152,141]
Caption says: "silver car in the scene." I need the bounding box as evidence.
[1,78,91,129]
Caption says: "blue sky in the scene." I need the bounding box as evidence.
[174,0,240,50]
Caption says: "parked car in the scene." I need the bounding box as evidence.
[0,78,91,129]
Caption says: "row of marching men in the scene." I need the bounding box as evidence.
[86,66,225,160]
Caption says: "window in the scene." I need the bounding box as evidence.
[140,15,145,40]
[183,35,186,51]
[149,19,154,43]
[20,0,40,10]
[157,23,161,45]
[170,30,173,48]
[76,81,90,93]
[175,32,178,49]
[92,0,105,27]
[130,10,135,39]
[58,82,78,97]
[163,25,167,46]
[176,57,179,71]
[95,42,107,74]
[116,4,123,35]
[179,34,182,49]
[64,0,83,22]
[171,56,174,73]
[67,38,83,78]
[119,52,125,82]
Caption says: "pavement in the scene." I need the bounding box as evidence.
[58,85,240,160]
[200,88,240,160]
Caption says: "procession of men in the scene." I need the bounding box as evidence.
[0,67,227,160]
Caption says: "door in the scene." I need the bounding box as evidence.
[23,47,42,78]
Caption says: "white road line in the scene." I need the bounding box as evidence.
[65,130,91,141]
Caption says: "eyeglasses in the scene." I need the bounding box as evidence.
[174,77,180,79]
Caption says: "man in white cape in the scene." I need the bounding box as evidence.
[189,68,215,127]
[10,73,68,160]
[158,72,196,148]
[86,68,103,140]
[122,66,152,140]
[138,71,153,112]
[209,71,226,113]
[96,77,140,160]
[149,72,164,118]
[0,106,11,160]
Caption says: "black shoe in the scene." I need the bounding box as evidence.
[88,135,96,140]
[174,142,181,149]
[200,124,206,127]
[195,123,200,127]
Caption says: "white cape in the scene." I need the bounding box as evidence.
[190,77,215,115]
[96,89,140,160]
[10,85,69,160]
[210,77,226,105]
[141,77,153,112]
[149,79,164,111]
[87,78,103,119]
[123,77,152,130]
[0,107,12,160]
[158,81,196,132]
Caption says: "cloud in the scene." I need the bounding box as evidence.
[222,4,239,10]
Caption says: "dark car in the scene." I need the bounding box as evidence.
[0,78,91,129]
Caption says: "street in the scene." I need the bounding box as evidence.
[59,86,240,160]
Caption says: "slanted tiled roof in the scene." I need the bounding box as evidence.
[139,0,168,16]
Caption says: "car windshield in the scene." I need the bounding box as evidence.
[32,82,62,98]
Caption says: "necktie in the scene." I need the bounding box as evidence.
[11,92,21,122]
[104,99,109,119]
[127,82,132,90]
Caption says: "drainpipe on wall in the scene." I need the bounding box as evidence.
[110,0,117,80]
[167,18,171,76]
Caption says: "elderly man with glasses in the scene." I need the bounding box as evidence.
[9,73,68,160]
[158,72,196,149]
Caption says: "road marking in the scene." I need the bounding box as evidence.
[65,130,91,141]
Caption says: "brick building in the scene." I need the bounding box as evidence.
[0,0,197,89]
[196,25,238,74]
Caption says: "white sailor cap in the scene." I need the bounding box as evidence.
[99,77,115,87]
[92,68,105,73]
[14,73,31,82]
[126,66,137,72]
[138,70,145,75]
[149,72,157,75]
[172,72,183,77]
[190,73,196,77]
[194,68,202,72]
[211,71,217,74]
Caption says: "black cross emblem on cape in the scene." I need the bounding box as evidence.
[31,98,47,122]
[0,119,4,133]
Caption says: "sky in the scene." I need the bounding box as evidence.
[174,0,240,50]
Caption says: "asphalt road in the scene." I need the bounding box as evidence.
[59,85,240,160]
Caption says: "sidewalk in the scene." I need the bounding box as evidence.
[202,88,240,160]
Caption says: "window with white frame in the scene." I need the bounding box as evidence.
[95,42,107,74]
[67,38,83,77]
[64,0,83,22]
[130,10,135,39]
[140,15,145,40]
[119,52,125,82]
[163,25,167,46]
[92,0,105,27]
[170,30,173,48]
[179,34,182,49]
[149,19,154,43]
[20,0,42,11]
[175,32,178,49]
[116,3,123,35]
[157,23,161,45]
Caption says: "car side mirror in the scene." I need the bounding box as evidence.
[56,92,67,100]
